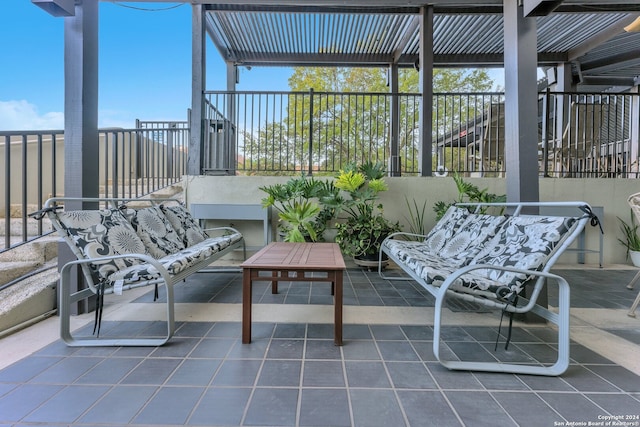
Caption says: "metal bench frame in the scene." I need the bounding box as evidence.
[379,201,594,376]
[43,197,245,347]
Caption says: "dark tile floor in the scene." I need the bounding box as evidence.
[134,267,639,310]
[0,268,639,426]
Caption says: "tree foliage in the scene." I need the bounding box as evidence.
[245,66,495,174]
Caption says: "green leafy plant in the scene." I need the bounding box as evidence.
[260,176,339,242]
[403,197,428,240]
[617,211,640,255]
[329,162,400,259]
[433,173,506,220]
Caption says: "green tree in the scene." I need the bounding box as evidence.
[248,66,495,174]
[287,68,391,172]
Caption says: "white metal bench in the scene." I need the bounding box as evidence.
[33,197,245,347]
[379,201,598,376]
[625,192,640,318]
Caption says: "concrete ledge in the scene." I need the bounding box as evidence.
[0,262,58,334]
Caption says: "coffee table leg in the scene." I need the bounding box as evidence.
[271,270,278,294]
[334,271,343,346]
[242,268,252,344]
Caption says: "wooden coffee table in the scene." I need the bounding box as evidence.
[241,242,346,345]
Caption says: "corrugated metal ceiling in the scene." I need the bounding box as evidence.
[204,5,640,91]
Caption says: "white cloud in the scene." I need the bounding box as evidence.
[97,109,136,129]
[0,101,139,130]
[0,100,64,131]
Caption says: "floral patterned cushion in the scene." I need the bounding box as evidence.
[383,239,431,264]
[123,206,185,259]
[109,232,244,282]
[468,215,577,295]
[423,206,469,254]
[387,244,503,298]
[160,204,209,247]
[57,208,147,281]
[439,214,507,263]
[385,213,578,300]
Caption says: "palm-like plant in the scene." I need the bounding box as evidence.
[433,173,506,220]
[329,162,400,259]
[260,176,339,242]
[618,211,640,255]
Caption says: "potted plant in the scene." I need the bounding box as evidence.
[260,176,339,242]
[433,173,506,220]
[329,161,400,266]
[617,211,640,267]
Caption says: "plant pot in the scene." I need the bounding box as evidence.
[353,253,389,271]
[630,250,640,267]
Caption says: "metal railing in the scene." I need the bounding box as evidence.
[204,90,421,175]
[203,90,640,178]
[3,90,638,252]
[540,92,639,178]
[1,123,189,253]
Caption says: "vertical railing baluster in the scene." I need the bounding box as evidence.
[4,135,9,250]
[21,134,27,242]
[308,88,314,175]
[37,134,43,236]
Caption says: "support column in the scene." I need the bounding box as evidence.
[630,85,639,177]
[418,6,434,177]
[504,0,545,321]
[64,0,99,205]
[188,4,206,175]
[555,63,573,142]
[503,0,539,202]
[226,63,237,175]
[62,0,99,314]
[389,63,401,176]
[550,63,573,177]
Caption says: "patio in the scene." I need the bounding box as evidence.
[2,2,639,425]
[0,263,638,426]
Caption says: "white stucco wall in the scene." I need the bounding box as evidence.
[183,175,639,266]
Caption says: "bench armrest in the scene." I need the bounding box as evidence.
[438,263,568,313]
[203,226,243,236]
[59,252,170,294]
[383,231,428,241]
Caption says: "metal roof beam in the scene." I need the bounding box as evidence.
[204,4,419,13]
[568,13,640,60]
[580,48,640,73]
[392,16,419,63]
[580,75,637,86]
[205,16,234,62]
[235,53,397,66]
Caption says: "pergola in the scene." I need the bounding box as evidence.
[33,0,640,204]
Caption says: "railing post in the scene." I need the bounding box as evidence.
[167,123,175,178]
[308,88,314,175]
[111,131,119,198]
[630,88,640,178]
[389,64,401,177]
[4,135,11,250]
[542,88,550,177]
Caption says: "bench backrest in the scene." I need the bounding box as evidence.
[429,202,593,295]
[42,197,209,286]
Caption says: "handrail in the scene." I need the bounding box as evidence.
[1,123,189,254]
[3,89,639,254]
[203,90,640,178]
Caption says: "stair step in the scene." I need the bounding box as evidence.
[0,261,43,288]
[0,261,58,335]
[0,237,59,263]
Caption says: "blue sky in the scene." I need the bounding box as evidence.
[0,1,293,130]
[0,1,510,131]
